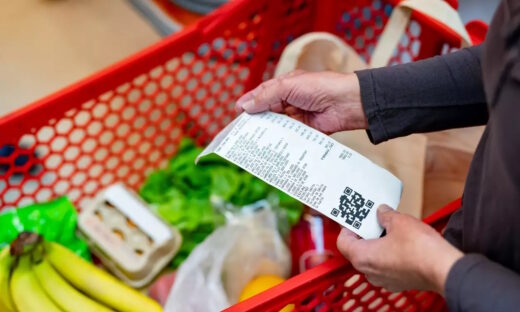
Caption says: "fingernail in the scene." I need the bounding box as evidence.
[339,228,349,237]
[241,99,255,112]
[339,227,357,239]
[378,205,392,213]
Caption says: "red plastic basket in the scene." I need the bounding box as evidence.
[225,199,462,312]
[0,0,483,310]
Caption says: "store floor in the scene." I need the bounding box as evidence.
[0,0,161,116]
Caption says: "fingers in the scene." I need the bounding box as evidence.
[235,79,283,113]
[337,233,382,274]
[338,227,359,241]
[235,70,306,113]
[336,228,359,257]
[377,205,399,231]
[336,228,361,261]
[365,275,402,293]
[365,275,385,288]
[253,78,288,113]
[337,209,401,271]
[284,105,306,123]
[235,89,254,112]
[278,69,306,78]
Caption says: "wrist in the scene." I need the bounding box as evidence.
[428,245,464,295]
[342,73,368,129]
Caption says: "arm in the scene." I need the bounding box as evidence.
[357,45,488,143]
[446,255,520,312]
[236,46,487,140]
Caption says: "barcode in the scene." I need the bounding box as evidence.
[331,187,374,229]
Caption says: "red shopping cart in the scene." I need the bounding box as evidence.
[0,0,484,310]
[225,199,462,312]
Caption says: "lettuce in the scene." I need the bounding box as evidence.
[140,138,302,267]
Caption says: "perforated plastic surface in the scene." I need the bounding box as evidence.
[225,199,461,312]
[0,0,468,211]
[0,0,479,311]
[228,259,447,312]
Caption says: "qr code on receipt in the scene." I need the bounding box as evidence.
[331,187,374,229]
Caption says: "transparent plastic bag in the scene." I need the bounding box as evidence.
[164,202,291,312]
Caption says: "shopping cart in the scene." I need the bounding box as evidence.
[0,0,485,310]
[225,198,462,311]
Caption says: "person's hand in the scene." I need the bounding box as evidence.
[337,205,464,294]
[236,71,368,134]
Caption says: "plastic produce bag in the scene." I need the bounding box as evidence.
[0,197,91,261]
[164,203,291,311]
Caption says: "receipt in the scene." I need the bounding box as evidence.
[196,112,402,239]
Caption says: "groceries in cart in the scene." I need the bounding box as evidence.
[0,86,404,312]
[164,203,291,311]
[139,137,304,268]
[0,197,91,261]
[78,183,182,287]
[0,136,307,311]
[0,232,162,312]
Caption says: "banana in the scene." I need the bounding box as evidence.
[10,255,62,312]
[33,258,114,312]
[45,242,162,312]
[0,246,15,312]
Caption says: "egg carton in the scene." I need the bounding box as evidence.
[78,183,181,288]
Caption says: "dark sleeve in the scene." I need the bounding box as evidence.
[443,207,464,249]
[355,45,488,144]
[445,254,520,312]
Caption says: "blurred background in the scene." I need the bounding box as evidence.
[0,0,499,117]
[459,0,498,23]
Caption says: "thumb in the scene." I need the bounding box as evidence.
[377,205,398,231]
[336,228,361,258]
[235,89,254,112]
[236,77,289,114]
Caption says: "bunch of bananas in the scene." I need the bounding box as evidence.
[0,232,162,312]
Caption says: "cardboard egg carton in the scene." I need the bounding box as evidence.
[78,183,181,288]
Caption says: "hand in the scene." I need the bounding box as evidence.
[236,71,368,133]
[336,205,464,294]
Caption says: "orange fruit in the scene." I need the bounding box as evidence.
[239,275,294,312]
